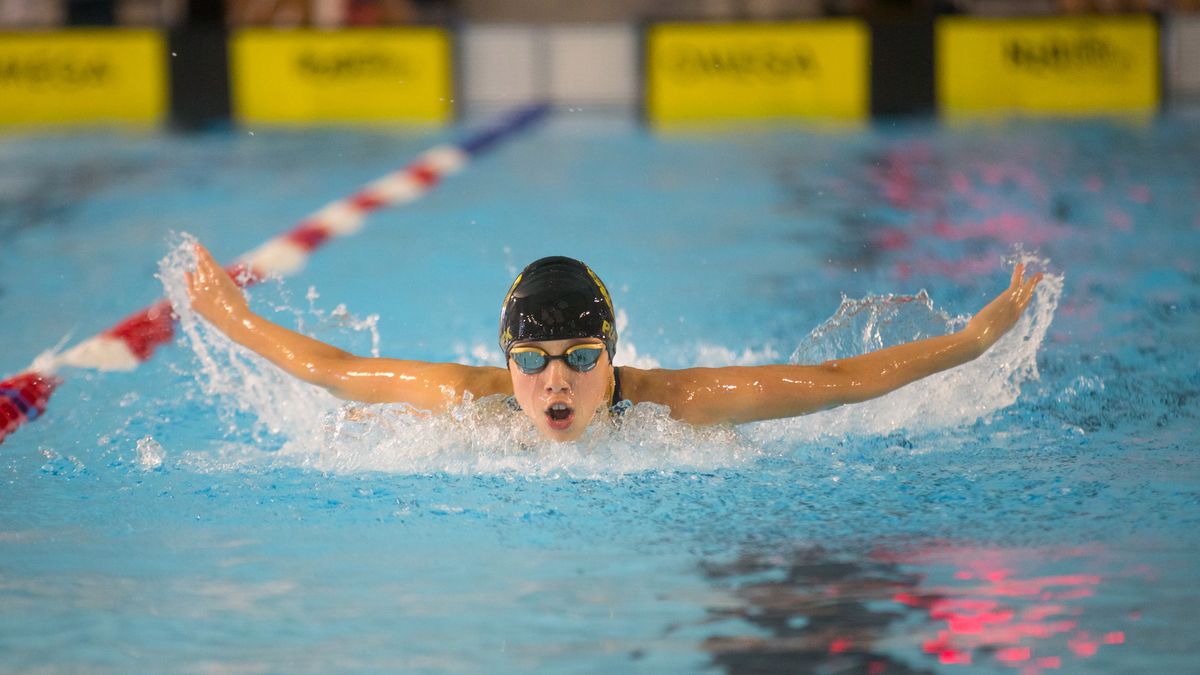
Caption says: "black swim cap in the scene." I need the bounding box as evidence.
[499,256,617,360]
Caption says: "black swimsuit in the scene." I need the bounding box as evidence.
[610,366,624,410]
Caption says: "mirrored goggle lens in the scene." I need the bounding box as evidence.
[564,346,603,371]
[511,350,549,374]
[510,345,605,374]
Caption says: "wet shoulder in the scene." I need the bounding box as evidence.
[613,366,662,406]
[615,366,711,416]
[461,365,514,398]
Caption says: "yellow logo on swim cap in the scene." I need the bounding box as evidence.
[585,266,614,315]
[502,272,523,309]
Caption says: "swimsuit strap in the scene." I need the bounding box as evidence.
[611,366,623,409]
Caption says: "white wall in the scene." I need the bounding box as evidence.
[547,25,637,107]
[1167,14,1200,103]
[460,23,638,110]
[465,16,1194,112]
[461,24,543,107]
[0,0,62,25]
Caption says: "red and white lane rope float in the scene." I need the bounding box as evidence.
[1,103,551,445]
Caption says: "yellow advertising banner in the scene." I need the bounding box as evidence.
[231,28,452,125]
[645,21,869,125]
[0,30,166,126]
[937,16,1159,116]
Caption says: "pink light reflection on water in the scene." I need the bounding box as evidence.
[870,141,940,211]
[874,544,1137,674]
[893,253,1001,282]
[932,212,1069,246]
[861,141,1167,285]
[1107,207,1133,232]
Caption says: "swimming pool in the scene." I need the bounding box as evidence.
[1,110,1197,673]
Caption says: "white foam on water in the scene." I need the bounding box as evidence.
[284,395,752,476]
[135,436,166,470]
[160,237,1061,477]
[160,235,345,442]
[746,251,1063,446]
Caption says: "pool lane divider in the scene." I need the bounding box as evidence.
[0,102,552,446]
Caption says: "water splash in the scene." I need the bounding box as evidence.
[281,395,753,476]
[789,289,964,365]
[160,236,753,477]
[135,435,165,470]
[750,251,1063,444]
[160,237,1061,476]
[160,234,344,444]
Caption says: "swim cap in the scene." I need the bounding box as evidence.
[499,256,617,360]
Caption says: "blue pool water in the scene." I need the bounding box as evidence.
[1,112,1198,673]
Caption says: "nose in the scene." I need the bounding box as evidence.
[543,359,572,393]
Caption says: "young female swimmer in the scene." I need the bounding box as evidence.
[186,243,1042,442]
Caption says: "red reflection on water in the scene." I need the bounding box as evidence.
[1128,185,1151,204]
[932,212,1066,246]
[1036,656,1062,669]
[1069,639,1096,656]
[893,253,1001,282]
[877,545,1136,674]
[1107,207,1133,231]
[939,649,972,665]
[829,637,851,654]
[996,646,1030,663]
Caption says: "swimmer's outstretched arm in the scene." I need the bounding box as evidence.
[185,243,511,409]
[625,265,1043,426]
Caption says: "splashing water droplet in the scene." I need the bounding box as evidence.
[159,237,1060,477]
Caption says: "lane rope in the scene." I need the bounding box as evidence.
[1,103,551,445]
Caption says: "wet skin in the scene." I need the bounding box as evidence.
[506,338,613,443]
[187,241,1042,441]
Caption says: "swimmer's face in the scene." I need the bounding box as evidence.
[507,338,612,442]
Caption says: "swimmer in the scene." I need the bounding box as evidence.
[186,243,1041,442]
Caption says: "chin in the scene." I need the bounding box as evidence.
[540,423,586,443]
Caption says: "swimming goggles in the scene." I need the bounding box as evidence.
[508,344,605,375]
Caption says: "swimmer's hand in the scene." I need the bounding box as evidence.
[185,242,251,332]
[182,240,354,381]
[963,263,1043,353]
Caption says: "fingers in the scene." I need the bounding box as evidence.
[998,262,1044,315]
[1009,262,1043,296]
[1026,272,1043,300]
[1021,271,1041,295]
[1010,262,1025,289]
[190,242,238,290]
[1015,271,1043,310]
[186,242,227,297]
[192,241,219,272]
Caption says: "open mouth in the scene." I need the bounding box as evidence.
[545,403,575,431]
